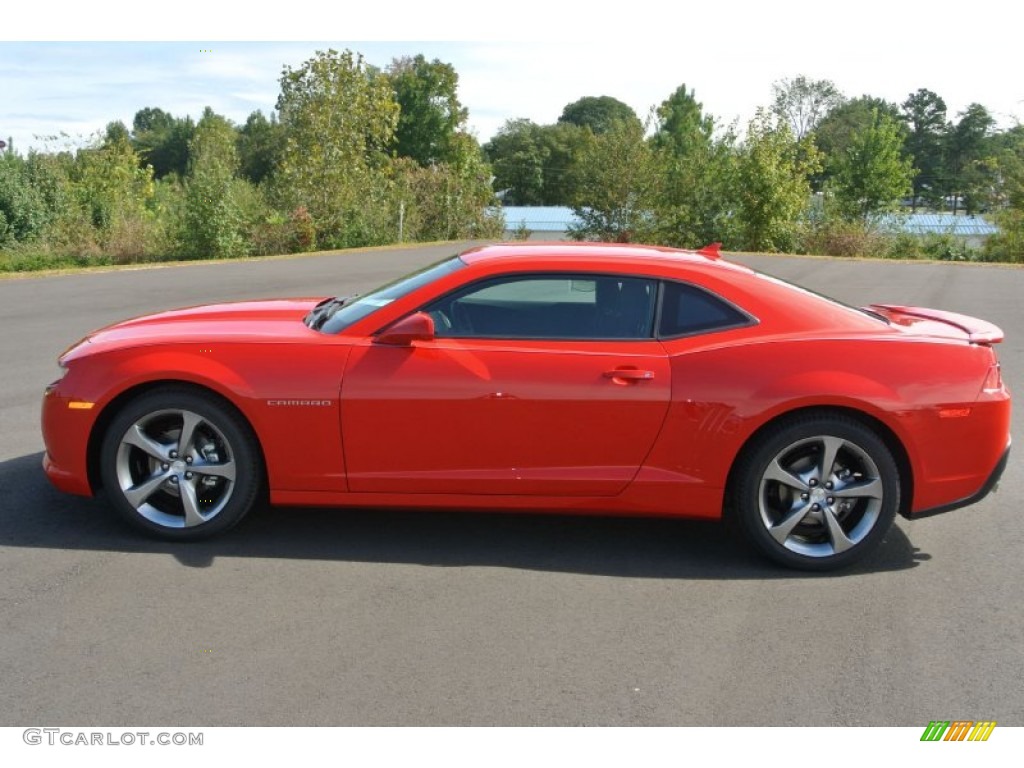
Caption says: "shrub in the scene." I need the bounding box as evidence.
[983,209,1024,263]
[798,216,889,258]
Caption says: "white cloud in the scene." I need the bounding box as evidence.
[2,9,1021,157]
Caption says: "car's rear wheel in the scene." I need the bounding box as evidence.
[99,387,262,540]
[732,414,899,570]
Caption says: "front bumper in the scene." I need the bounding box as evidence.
[41,382,97,497]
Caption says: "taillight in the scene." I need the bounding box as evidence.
[983,363,1003,392]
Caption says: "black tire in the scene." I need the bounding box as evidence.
[99,386,263,540]
[731,414,899,571]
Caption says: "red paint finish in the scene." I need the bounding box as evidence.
[341,338,670,495]
[42,243,1011,525]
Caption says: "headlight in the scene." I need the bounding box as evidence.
[45,359,68,395]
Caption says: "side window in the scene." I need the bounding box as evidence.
[425,274,657,340]
[658,281,751,337]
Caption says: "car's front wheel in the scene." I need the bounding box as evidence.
[99,387,262,540]
[732,414,900,570]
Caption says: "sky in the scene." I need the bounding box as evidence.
[2,1,1022,155]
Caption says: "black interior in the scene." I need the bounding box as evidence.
[434,276,657,340]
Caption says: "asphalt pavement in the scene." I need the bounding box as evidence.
[0,243,1021,725]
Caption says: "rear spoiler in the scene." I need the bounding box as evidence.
[869,304,1004,344]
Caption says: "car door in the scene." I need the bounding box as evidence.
[339,273,672,496]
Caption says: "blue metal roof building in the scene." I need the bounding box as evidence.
[500,206,1000,241]
[877,213,999,237]
[501,206,580,233]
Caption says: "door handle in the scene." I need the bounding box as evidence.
[603,368,655,382]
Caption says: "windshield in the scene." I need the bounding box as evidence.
[307,256,465,334]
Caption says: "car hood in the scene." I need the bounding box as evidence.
[62,298,326,361]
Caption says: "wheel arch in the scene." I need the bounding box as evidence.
[723,405,914,521]
[86,379,268,495]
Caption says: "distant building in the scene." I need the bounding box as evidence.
[500,206,1000,248]
[501,206,579,239]
[877,213,999,249]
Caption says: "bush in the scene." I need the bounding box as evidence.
[0,241,111,272]
[798,217,890,258]
[103,212,155,264]
[883,232,925,259]
[250,206,317,257]
[510,220,532,241]
[0,153,52,243]
[983,209,1024,263]
[918,233,977,261]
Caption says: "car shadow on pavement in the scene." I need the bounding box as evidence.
[1,452,926,578]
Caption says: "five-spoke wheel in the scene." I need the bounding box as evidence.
[100,388,262,539]
[733,414,899,570]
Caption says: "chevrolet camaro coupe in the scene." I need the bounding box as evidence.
[42,243,1011,570]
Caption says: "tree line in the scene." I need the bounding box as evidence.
[0,50,501,271]
[486,79,1023,261]
[2,56,1023,271]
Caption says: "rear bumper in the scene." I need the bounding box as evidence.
[903,440,1011,519]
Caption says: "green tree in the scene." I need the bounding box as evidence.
[568,119,661,242]
[536,122,588,205]
[25,151,78,244]
[979,126,1024,262]
[181,108,249,259]
[0,152,52,243]
[103,120,132,147]
[52,130,157,260]
[483,118,548,205]
[652,84,715,156]
[393,132,501,241]
[771,75,844,141]
[651,84,739,247]
[237,110,284,185]
[132,107,195,179]
[813,96,904,188]
[828,109,914,220]
[559,96,640,134]
[992,125,1024,209]
[275,49,399,247]
[901,89,947,209]
[945,103,997,213]
[387,54,468,166]
[72,132,154,233]
[734,109,820,251]
[653,137,740,249]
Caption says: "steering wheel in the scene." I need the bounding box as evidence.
[450,301,474,334]
[427,308,452,334]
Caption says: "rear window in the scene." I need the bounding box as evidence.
[658,281,752,337]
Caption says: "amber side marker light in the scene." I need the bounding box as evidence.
[938,408,972,419]
[67,401,95,410]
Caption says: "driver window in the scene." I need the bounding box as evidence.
[426,274,656,340]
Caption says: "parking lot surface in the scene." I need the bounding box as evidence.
[1,244,1021,725]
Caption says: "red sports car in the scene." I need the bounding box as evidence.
[41,243,1011,570]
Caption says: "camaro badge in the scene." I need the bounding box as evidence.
[266,400,333,406]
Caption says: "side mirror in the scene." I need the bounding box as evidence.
[375,312,436,346]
